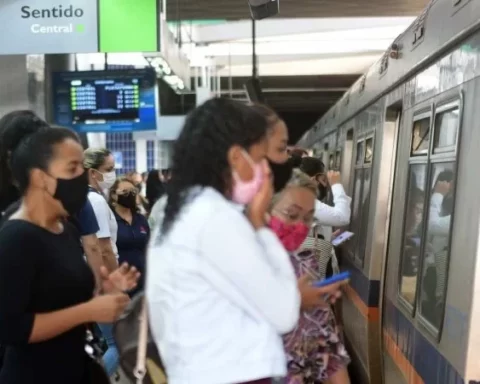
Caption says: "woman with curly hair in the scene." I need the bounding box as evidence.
[146,98,344,384]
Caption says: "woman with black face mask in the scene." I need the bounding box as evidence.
[250,104,293,193]
[0,128,139,384]
[109,177,150,297]
[0,112,105,293]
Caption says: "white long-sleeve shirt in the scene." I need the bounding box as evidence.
[428,193,451,237]
[314,184,352,241]
[147,187,300,384]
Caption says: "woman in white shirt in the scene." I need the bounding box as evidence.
[84,148,119,271]
[147,98,343,384]
[83,147,120,378]
[299,157,351,241]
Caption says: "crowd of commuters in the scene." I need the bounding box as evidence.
[0,99,353,384]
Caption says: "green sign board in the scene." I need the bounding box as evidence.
[99,0,159,53]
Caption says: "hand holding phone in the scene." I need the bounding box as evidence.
[331,231,354,247]
[298,272,349,310]
[313,271,351,288]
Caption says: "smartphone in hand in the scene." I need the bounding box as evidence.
[313,271,351,288]
[331,231,354,247]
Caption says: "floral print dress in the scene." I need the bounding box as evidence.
[284,250,350,383]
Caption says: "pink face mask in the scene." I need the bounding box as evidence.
[268,216,310,252]
[231,150,264,205]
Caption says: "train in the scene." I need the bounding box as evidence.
[296,0,480,383]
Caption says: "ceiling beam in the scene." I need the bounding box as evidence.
[191,17,415,44]
[219,74,361,88]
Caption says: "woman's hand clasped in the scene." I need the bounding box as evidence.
[100,263,141,294]
[85,293,130,323]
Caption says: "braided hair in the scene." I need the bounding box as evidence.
[161,98,269,235]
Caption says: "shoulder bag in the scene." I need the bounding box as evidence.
[114,292,166,384]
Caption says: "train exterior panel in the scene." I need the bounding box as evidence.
[297,0,480,383]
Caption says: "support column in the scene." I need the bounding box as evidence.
[135,139,148,173]
[0,55,42,118]
[155,141,173,170]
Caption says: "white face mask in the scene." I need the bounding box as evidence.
[97,170,116,191]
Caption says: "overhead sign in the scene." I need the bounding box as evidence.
[0,1,98,54]
[0,0,159,54]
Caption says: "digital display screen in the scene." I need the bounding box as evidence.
[52,69,157,133]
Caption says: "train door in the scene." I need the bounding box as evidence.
[378,105,403,384]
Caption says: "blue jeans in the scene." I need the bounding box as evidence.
[97,323,119,376]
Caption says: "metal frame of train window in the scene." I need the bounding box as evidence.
[397,107,433,316]
[397,94,463,341]
[335,149,342,170]
[418,95,462,340]
[350,135,374,266]
[328,152,335,170]
[452,0,472,15]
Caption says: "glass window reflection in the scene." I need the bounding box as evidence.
[400,164,428,306]
[434,108,459,152]
[365,138,374,164]
[411,118,431,155]
[335,150,341,169]
[356,141,364,165]
[349,169,363,259]
[419,162,455,329]
[356,168,371,264]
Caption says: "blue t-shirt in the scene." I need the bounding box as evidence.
[75,200,100,236]
[114,211,150,295]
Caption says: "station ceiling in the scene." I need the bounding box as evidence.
[166,0,430,142]
[166,0,429,20]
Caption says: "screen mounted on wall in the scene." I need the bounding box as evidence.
[52,68,158,133]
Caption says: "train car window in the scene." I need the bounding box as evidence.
[418,162,456,330]
[349,169,364,260]
[411,117,431,156]
[356,141,364,165]
[433,107,459,153]
[335,150,341,170]
[364,137,374,163]
[356,168,372,264]
[399,164,428,308]
[329,153,335,170]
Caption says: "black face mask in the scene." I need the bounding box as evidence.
[117,193,137,210]
[54,171,89,215]
[268,159,293,193]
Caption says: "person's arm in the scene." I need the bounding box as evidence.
[76,200,103,290]
[0,227,90,344]
[89,197,118,272]
[82,234,103,291]
[97,238,118,272]
[314,184,352,227]
[200,208,300,334]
